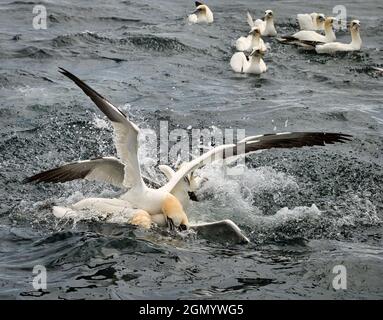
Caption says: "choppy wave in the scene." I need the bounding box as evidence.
[50,31,194,54]
[5,115,382,246]
[14,46,54,59]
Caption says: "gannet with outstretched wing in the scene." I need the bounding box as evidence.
[235,26,267,52]
[25,69,351,243]
[278,17,336,46]
[188,1,213,24]
[247,10,277,37]
[40,68,189,230]
[297,13,325,31]
[316,20,362,54]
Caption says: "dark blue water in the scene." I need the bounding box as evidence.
[0,0,382,299]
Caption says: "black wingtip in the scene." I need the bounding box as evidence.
[58,67,69,75]
[22,177,32,184]
[22,175,41,184]
[58,67,78,81]
[195,1,203,7]
[331,133,353,142]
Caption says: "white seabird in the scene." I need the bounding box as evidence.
[297,13,325,31]
[316,20,362,54]
[188,1,213,24]
[278,17,336,46]
[230,48,267,74]
[235,26,267,52]
[247,10,277,37]
[25,69,352,242]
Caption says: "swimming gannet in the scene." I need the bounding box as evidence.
[247,10,277,37]
[188,1,213,24]
[230,48,267,74]
[297,13,325,31]
[25,69,352,240]
[235,26,267,52]
[278,17,336,46]
[316,20,362,54]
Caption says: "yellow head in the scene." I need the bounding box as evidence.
[194,4,208,15]
[324,17,335,28]
[162,193,189,230]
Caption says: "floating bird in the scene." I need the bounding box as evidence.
[316,20,362,54]
[25,69,352,242]
[188,1,213,24]
[230,48,267,74]
[278,17,336,46]
[235,26,267,52]
[297,13,325,31]
[247,10,277,36]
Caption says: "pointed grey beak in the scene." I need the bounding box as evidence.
[250,49,265,57]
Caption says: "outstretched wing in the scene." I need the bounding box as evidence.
[24,157,125,187]
[162,132,351,194]
[24,157,161,189]
[297,13,314,30]
[59,68,145,190]
[238,132,351,149]
[246,11,254,28]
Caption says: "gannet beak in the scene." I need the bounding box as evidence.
[347,20,360,29]
[264,11,273,19]
[250,49,265,57]
[167,217,188,232]
[249,28,260,35]
[162,194,189,231]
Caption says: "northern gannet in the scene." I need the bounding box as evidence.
[188,1,213,24]
[247,10,277,37]
[278,17,336,46]
[316,20,362,54]
[235,26,267,52]
[230,48,267,74]
[297,13,325,31]
[25,69,352,241]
